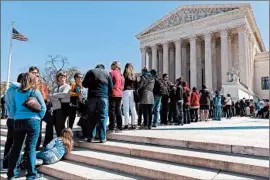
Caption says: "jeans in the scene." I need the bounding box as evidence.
[183,105,190,124]
[87,97,108,141]
[123,90,138,126]
[141,104,153,128]
[7,119,40,180]
[176,101,183,124]
[109,97,122,130]
[152,96,162,125]
[190,108,199,122]
[3,119,14,169]
[36,150,59,165]
[214,106,222,120]
[160,96,169,124]
[1,105,6,118]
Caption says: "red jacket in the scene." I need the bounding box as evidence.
[183,87,191,106]
[190,91,200,108]
[110,69,124,97]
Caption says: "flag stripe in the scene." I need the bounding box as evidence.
[12,28,28,41]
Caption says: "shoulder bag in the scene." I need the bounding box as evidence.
[23,90,42,113]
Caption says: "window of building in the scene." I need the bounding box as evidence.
[261,77,269,90]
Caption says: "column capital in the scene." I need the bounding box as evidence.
[238,24,248,33]
[189,36,197,42]
[174,39,182,45]
[140,47,146,52]
[220,29,228,38]
[162,42,169,48]
[151,44,158,50]
[204,32,212,40]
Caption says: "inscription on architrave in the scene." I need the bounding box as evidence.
[142,8,237,35]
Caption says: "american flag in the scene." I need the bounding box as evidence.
[12,28,28,41]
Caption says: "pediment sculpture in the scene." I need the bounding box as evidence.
[142,7,238,35]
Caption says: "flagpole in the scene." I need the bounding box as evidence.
[6,21,14,91]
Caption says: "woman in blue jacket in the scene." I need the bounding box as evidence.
[8,73,46,180]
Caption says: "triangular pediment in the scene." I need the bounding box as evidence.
[137,4,250,37]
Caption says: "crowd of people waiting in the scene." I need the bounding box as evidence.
[1,62,269,179]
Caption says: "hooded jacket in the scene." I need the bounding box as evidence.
[190,91,200,108]
[4,82,20,119]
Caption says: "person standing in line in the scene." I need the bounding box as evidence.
[47,72,71,143]
[199,84,211,121]
[182,81,191,124]
[29,66,49,150]
[82,64,113,143]
[7,73,46,180]
[224,94,232,118]
[213,91,222,121]
[190,87,200,122]
[138,68,155,129]
[151,69,163,127]
[69,73,83,129]
[1,95,6,119]
[108,61,124,132]
[2,73,24,169]
[137,69,145,126]
[122,63,138,129]
[175,78,184,125]
[160,74,172,125]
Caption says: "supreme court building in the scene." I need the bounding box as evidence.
[136,3,269,100]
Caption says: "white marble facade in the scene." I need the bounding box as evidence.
[136,3,269,100]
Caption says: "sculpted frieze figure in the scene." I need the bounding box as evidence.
[142,8,237,35]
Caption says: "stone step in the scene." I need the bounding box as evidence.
[74,140,269,178]
[0,173,57,180]
[38,160,141,180]
[65,147,266,180]
[107,133,269,157]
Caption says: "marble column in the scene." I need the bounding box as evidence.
[162,43,169,74]
[140,47,146,68]
[175,40,182,79]
[148,51,152,70]
[228,33,232,71]
[189,37,197,88]
[212,38,217,91]
[220,29,229,84]
[238,25,248,86]
[196,39,202,89]
[151,45,158,70]
[169,46,175,81]
[181,44,188,80]
[158,49,163,77]
[204,33,213,91]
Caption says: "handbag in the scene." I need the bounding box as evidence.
[23,90,42,113]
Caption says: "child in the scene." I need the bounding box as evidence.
[36,128,74,165]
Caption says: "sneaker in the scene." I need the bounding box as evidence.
[123,125,129,130]
[152,124,157,128]
[148,126,152,130]
[139,125,145,129]
[35,159,43,166]
[100,139,107,143]
[87,138,95,143]
[107,129,116,133]
[130,125,137,130]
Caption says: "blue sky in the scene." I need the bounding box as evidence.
[1,1,269,82]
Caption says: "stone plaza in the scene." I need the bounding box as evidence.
[136,3,269,100]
